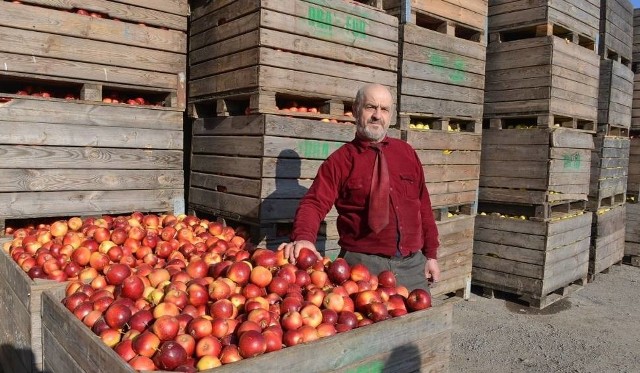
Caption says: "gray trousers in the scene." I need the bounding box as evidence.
[341,250,429,292]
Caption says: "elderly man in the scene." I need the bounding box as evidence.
[278,84,440,291]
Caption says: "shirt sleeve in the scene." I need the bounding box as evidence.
[290,152,342,243]
[415,150,439,259]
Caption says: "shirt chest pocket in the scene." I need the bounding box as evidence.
[343,177,368,205]
[399,174,420,200]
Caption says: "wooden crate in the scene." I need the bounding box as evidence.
[0,97,185,223]
[396,23,487,121]
[598,0,633,64]
[627,137,640,192]
[0,238,68,373]
[633,8,640,65]
[589,204,625,281]
[402,129,481,209]
[479,128,594,207]
[189,115,357,223]
[188,0,398,118]
[589,136,630,210]
[488,0,600,47]
[383,0,487,32]
[598,59,634,131]
[484,35,599,132]
[632,73,640,130]
[432,212,474,299]
[625,198,640,265]
[473,211,592,309]
[0,0,188,108]
[42,285,453,373]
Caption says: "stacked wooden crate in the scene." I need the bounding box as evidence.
[381,0,488,299]
[0,1,188,234]
[474,0,599,308]
[627,9,640,266]
[187,0,399,259]
[586,0,634,281]
[0,2,188,372]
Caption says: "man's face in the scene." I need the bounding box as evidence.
[355,85,393,142]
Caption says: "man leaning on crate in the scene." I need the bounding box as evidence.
[278,84,440,291]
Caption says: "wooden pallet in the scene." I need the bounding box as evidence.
[476,277,587,309]
[0,1,187,108]
[188,0,398,113]
[588,204,626,282]
[473,212,592,309]
[623,255,640,266]
[398,114,481,133]
[479,127,594,206]
[488,0,599,47]
[188,89,355,122]
[0,97,185,221]
[383,0,487,37]
[485,114,596,133]
[484,36,599,126]
[478,200,587,223]
[42,285,454,373]
[598,0,633,66]
[489,22,596,51]
[587,260,622,282]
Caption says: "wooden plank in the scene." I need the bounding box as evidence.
[191,172,262,198]
[0,145,182,170]
[190,155,262,178]
[0,121,182,150]
[0,169,183,192]
[472,266,542,294]
[0,98,183,130]
[402,23,486,60]
[0,189,183,219]
[16,0,187,30]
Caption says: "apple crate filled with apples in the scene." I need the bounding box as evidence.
[187,0,398,122]
[0,0,187,226]
[27,217,453,372]
[1,212,219,372]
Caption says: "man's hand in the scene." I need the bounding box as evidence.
[424,258,441,286]
[277,240,322,265]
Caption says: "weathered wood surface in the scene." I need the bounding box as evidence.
[384,0,488,31]
[598,0,633,61]
[598,59,633,127]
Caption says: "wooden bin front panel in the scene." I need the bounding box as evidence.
[632,8,640,64]
[404,131,481,208]
[625,200,640,256]
[627,137,640,192]
[0,97,185,219]
[632,73,640,130]
[479,128,594,205]
[43,285,453,373]
[589,136,630,204]
[488,0,600,40]
[473,211,592,297]
[599,0,633,62]
[399,23,486,120]
[432,214,474,297]
[590,204,625,275]
[189,0,398,103]
[384,0,488,31]
[0,240,67,373]
[0,1,187,107]
[598,59,634,127]
[189,115,355,222]
[485,36,600,122]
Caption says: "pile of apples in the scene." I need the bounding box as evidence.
[5,213,432,371]
[15,86,77,100]
[102,93,164,107]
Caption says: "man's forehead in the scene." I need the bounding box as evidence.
[362,90,393,105]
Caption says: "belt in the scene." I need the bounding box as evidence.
[373,250,418,260]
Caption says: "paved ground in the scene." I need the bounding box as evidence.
[450,263,640,373]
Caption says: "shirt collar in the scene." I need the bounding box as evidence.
[352,134,390,153]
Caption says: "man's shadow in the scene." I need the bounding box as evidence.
[259,149,327,255]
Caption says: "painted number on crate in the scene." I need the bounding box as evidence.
[563,153,581,169]
[346,16,367,39]
[430,53,466,83]
[300,140,341,159]
[308,6,334,34]
[345,361,385,373]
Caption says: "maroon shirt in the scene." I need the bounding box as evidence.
[291,135,439,259]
